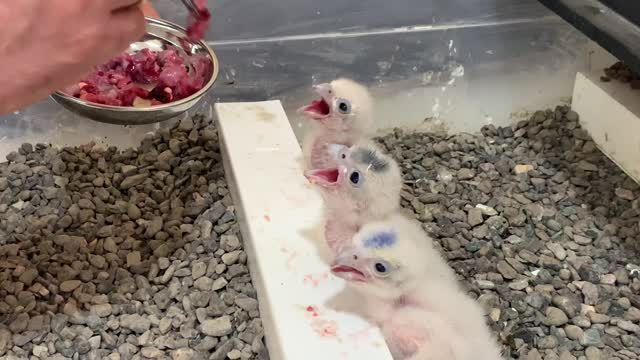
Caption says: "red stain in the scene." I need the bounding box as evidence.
[323,326,337,336]
[311,318,338,338]
[264,215,271,222]
[306,305,319,317]
[303,273,329,287]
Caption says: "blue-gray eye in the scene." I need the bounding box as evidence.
[337,99,351,114]
[373,260,392,277]
[349,171,361,185]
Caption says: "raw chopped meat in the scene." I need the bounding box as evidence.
[64,47,213,107]
[186,0,211,41]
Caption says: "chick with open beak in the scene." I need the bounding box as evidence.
[298,78,374,171]
[329,213,505,360]
[304,140,402,254]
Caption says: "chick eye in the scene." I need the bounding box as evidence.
[373,260,393,277]
[349,170,361,186]
[340,152,347,159]
[337,99,351,114]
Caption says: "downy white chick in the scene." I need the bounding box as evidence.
[331,213,504,360]
[304,140,402,254]
[298,78,374,170]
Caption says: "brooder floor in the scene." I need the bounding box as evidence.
[378,106,640,360]
[0,115,268,360]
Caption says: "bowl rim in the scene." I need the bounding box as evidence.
[51,16,219,113]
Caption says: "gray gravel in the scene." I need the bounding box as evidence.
[376,105,640,360]
[0,115,268,359]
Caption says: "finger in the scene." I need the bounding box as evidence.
[108,5,146,52]
[141,0,160,18]
[108,0,143,12]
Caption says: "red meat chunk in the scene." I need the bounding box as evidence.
[66,47,213,107]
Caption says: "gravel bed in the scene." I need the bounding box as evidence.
[601,61,640,90]
[376,105,640,360]
[0,115,267,360]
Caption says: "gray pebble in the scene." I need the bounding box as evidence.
[201,316,233,337]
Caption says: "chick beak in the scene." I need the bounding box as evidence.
[331,252,367,282]
[304,168,340,188]
[297,83,333,120]
[312,83,333,100]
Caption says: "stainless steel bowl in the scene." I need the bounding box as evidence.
[50,17,219,125]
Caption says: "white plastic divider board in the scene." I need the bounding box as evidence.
[573,71,640,183]
[214,100,393,360]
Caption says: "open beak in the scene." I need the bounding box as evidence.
[304,167,340,188]
[297,83,333,120]
[330,252,367,282]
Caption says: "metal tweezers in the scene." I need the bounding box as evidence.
[180,0,207,18]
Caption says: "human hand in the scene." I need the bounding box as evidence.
[141,0,160,18]
[0,0,146,113]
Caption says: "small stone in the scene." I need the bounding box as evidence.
[171,348,202,360]
[514,164,534,174]
[141,347,164,358]
[538,335,558,349]
[159,317,172,334]
[546,307,569,326]
[194,277,213,291]
[90,304,112,318]
[582,282,599,305]
[235,295,259,312]
[227,349,242,359]
[580,328,602,346]
[32,345,48,357]
[509,279,529,290]
[476,280,495,290]
[457,168,475,180]
[565,325,583,340]
[120,314,151,333]
[201,316,233,337]
[433,142,450,155]
[9,313,29,332]
[585,346,602,360]
[60,280,82,292]
[625,307,640,321]
[615,269,630,284]
[615,188,635,201]
[475,204,498,216]
[467,208,484,227]
[127,204,141,220]
[526,348,542,360]
[587,312,609,324]
[212,277,228,291]
[192,262,207,280]
[120,173,148,189]
[497,261,518,279]
[600,274,616,285]
[573,234,593,245]
[18,267,38,286]
[158,257,170,270]
[617,320,640,333]
[546,242,567,260]
[126,251,141,267]
[221,251,241,265]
